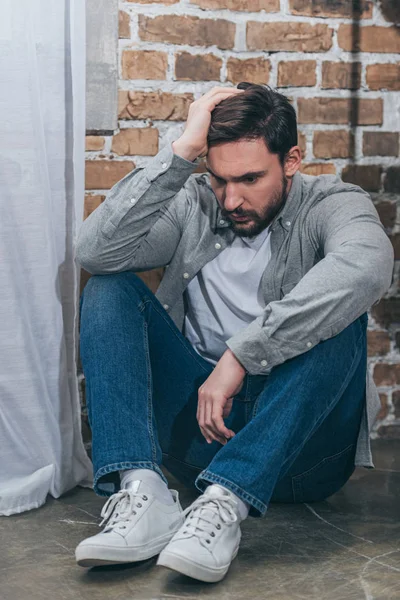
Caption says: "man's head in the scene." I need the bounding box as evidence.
[205,83,301,238]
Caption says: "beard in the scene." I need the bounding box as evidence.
[225,174,289,238]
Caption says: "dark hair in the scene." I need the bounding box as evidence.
[207,83,298,166]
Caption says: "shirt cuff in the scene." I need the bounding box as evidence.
[143,143,201,191]
[225,318,285,375]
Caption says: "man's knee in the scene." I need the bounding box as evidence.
[81,271,147,305]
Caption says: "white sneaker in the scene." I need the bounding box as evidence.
[157,484,242,582]
[75,480,184,567]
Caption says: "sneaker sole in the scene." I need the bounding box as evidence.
[76,533,175,567]
[156,544,240,583]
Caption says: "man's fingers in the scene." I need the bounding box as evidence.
[201,86,244,99]
[212,413,234,439]
[198,399,211,443]
[198,87,245,109]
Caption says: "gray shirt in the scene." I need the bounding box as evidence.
[76,143,394,468]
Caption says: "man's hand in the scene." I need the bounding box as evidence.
[197,349,246,445]
[172,86,245,162]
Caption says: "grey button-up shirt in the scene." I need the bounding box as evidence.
[76,143,394,468]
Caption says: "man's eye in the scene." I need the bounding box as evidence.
[245,177,257,184]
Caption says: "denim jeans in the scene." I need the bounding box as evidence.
[79,271,367,518]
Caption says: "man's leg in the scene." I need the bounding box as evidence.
[77,271,250,567]
[194,312,368,518]
[79,271,249,495]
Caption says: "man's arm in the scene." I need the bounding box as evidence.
[225,191,394,375]
[75,86,245,275]
[75,144,199,274]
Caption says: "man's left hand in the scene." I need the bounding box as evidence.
[197,349,246,445]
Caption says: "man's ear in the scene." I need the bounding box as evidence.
[284,146,302,178]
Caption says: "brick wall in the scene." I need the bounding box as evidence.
[83,0,400,439]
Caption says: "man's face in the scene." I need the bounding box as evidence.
[206,138,290,238]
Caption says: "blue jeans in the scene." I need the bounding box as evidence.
[79,272,367,518]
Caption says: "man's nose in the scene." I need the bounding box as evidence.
[223,183,242,212]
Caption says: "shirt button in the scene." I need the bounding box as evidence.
[219,219,225,225]
[183,272,189,279]
[215,243,222,250]
[130,198,136,204]
[261,359,268,366]
[285,221,291,226]
[163,304,169,310]
[161,162,168,169]
[306,342,312,348]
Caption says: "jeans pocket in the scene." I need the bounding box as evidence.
[291,443,356,503]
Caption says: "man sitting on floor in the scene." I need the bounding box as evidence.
[74,83,393,583]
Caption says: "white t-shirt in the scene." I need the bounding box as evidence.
[183,225,272,365]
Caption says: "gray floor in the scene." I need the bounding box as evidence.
[1,440,399,600]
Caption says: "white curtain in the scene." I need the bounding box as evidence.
[0,0,93,515]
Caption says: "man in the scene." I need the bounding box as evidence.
[75,84,393,583]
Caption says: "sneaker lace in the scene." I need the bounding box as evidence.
[99,489,148,529]
[181,492,238,549]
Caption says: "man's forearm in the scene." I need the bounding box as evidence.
[172,139,200,162]
[75,143,199,274]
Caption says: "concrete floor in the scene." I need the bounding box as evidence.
[1,440,399,600]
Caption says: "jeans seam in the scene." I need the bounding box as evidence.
[292,442,355,481]
[143,319,158,464]
[162,451,203,473]
[93,461,168,496]
[195,471,267,516]
[142,298,211,375]
[281,332,364,478]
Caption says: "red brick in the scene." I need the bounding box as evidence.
[118,91,194,121]
[126,0,179,3]
[226,57,270,85]
[342,165,382,192]
[374,200,397,229]
[298,98,383,125]
[372,299,400,329]
[321,62,361,90]
[290,0,372,18]
[393,390,400,419]
[247,22,333,53]
[300,163,336,176]
[191,0,279,10]
[111,128,159,157]
[363,133,399,157]
[298,131,306,159]
[85,161,135,190]
[380,0,400,24]
[384,167,400,193]
[377,392,389,420]
[119,11,130,39]
[366,64,400,91]
[139,15,235,50]
[338,26,400,53]
[367,331,391,357]
[377,424,400,439]
[175,52,222,81]
[278,61,316,87]
[121,50,167,80]
[85,136,105,152]
[389,233,400,259]
[373,363,400,386]
[313,130,354,159]
[84,194,105,220]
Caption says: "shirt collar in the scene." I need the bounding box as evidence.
[214,170,302,232]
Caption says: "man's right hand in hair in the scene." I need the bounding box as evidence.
[172,86,245,162]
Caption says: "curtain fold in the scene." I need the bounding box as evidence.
[0,0,93,516]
